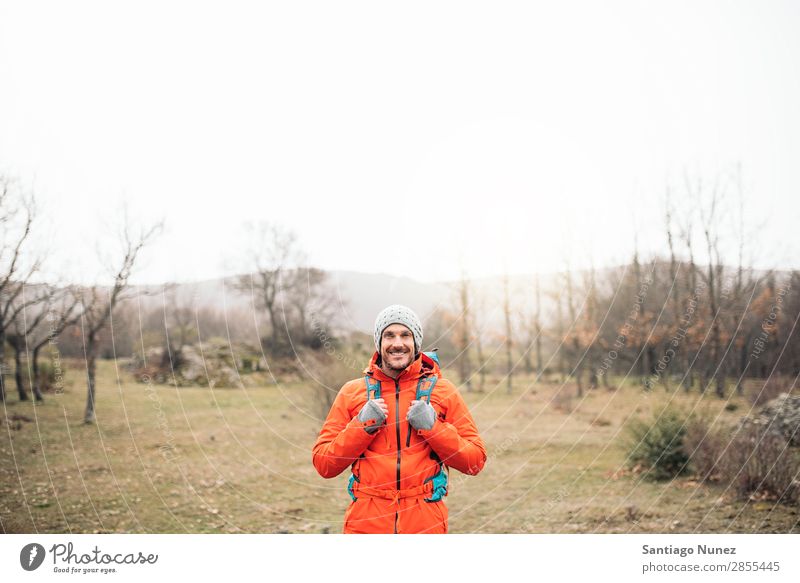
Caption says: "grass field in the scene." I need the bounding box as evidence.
[1,358,798,533]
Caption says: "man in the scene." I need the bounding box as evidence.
[312,304,487,534]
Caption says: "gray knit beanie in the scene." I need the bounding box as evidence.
[373,304,423,354]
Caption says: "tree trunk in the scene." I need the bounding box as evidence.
[523,344,532,375]
[736,339,749,396]
[535,331,542,375]
[475,331,486,392]
[0,334,6,402]
[84,339,98,423]
[574,355,584,398]
[679,347,690,392]
[460,360,473,392]
[268,304,278,349]
[556,295,567,380]
[458,280,472,392]
[31,344,44,401]
[13,342,29,401]
[641,345,652,390]
[681,335,693,391]
[535,273,543,375]
[715,363,726,398]
[503,275,513,394]
[588,367,598,390]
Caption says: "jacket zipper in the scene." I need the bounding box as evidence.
[394,378,401,534]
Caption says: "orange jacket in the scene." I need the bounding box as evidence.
[312,351,487,533]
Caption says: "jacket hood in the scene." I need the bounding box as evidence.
[363,350,441,382]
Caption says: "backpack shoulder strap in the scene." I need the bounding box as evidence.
[415,351,440,403]
[364,374,381,400]
[406,370,440,448]
[415,374,438,403]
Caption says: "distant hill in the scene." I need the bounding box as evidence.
[128,264,790,335]
[129,269,563,334]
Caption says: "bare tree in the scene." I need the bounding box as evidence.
[627,234,659,390]
[471,285,488,392]
[79,217,162,423]
[284,266,339,349]
[695,173,728,397]
[6,284,52,400]
[154,282,198,373]
[453,272,473,391]
[662,184,683,391]
[783,271,800,377]
[725,165,762,395]
[5,284,79,401]
[582,264,600,389]
[518,272,545,385]
[235,222,301,355]
[502,272,514,394]
[533,272,543,376]
[550,279,568,381]
[0,179,42,402]
[679,201,701,391]
[563,267,583,397]
[27,285,81,401]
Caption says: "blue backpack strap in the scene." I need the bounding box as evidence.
[424,464,448,503]
[365,374,381,400]
[406,373,439,448]
[347,473,359,501]
[423,350,440,365]
[415,374,438,403]
[417,350,439,402]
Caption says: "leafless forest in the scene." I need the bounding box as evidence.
[2,166,799,531]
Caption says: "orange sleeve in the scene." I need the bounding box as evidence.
[418,384,487,476]
[312,382,379,479]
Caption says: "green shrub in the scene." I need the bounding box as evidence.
[625,407,690,481]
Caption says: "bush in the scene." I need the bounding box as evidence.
[625,407,690,481]
[718,424,800,504]
[686,414,800,504]
[684,415,728,482]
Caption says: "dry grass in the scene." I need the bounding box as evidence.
[1,360,798,533]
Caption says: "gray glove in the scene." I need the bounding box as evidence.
[407,400,436,431]
[358,400,386,434]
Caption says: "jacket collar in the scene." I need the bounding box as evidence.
[363,351,440,383]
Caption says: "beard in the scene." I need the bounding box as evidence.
[383,348,414,371]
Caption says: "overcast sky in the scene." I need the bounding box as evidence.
[1,1,799,285]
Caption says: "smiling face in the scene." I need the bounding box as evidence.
[380,323,416,375]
